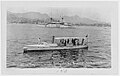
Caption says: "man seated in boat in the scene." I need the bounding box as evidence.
[81,35,88,45]
[59,39,64,46]
[72,38,80,46]
[75,39,80,46]
[84,34,88,45]
[38,38,41,44]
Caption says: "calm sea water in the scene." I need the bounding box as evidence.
[7,24,111,68]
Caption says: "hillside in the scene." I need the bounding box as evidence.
[7,11,110,27]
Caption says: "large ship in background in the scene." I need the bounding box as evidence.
[45,17,73,28]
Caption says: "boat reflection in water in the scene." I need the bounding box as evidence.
[24,49,88,68]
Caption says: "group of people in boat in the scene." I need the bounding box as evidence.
[58,35,88,46]
[38,35,88,46]
[59,38,80,46]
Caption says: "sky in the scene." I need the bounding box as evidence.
[4,1,118,23]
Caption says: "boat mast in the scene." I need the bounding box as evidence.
[50,8,53,23]
[61,11,64,23]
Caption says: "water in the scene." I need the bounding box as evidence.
[7,24,111,68]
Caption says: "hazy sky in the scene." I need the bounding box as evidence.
[4,1,118,23]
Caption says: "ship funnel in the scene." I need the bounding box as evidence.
[50,18,53,22]
[62,17,64,22]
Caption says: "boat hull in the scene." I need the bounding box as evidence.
[23,45,88,53]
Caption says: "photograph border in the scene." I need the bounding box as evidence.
[1,1,119,75]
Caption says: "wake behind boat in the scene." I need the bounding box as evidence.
[23,35,88,53]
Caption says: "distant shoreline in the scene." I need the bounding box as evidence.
[7,23,111,27]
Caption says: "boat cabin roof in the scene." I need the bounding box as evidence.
[55,37,84,40]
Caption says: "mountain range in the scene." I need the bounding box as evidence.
[7,11,107,25]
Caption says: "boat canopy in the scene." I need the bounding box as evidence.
[55,37,85,40]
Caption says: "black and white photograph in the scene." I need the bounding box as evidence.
[1,1,119,75]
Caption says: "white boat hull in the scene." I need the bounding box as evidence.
[23,45,88,53]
